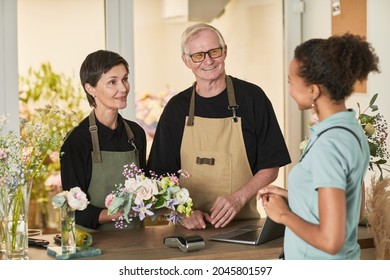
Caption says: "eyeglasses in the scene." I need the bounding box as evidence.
[187,47,223,63]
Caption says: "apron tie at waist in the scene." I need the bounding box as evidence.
[196,157,215,165]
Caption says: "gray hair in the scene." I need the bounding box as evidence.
[180,23,226,55]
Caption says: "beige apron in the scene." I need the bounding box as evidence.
[78,111,142,232]
[179,76,260,220]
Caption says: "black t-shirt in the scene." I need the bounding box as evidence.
[60,113,146,229]
[147,75,291,176]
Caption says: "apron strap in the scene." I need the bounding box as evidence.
[123,121,138,151]
[186,82,197,126]
[89,110,138,163]
[89,110,102,163]
[226,75,239,123]
[186,75,239,126]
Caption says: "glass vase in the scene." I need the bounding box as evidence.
[60,206,76,255]
[4,180,32,260]
[0,186,6,255]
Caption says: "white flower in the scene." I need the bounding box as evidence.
[66,187,89,211]
[124,177,139,192]
[364,122,376,136]
[132,178,159,205]
[174,188,190,204]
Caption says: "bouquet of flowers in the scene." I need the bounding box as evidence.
[105,163,193,228]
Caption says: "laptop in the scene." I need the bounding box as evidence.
[208,217,285,245]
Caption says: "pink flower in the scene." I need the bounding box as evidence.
[45,173,62,187]
[105,193,116,208]
[0,149,7,159]
[169,175,179,185]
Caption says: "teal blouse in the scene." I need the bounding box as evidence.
[285,110,369,259]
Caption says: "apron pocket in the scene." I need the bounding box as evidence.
[191,151,232,195]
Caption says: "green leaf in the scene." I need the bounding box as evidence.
[368,142,378,157]
[108,197,125,214]
[374,163,384,181]
[374,159,387,165]
[123,193,133,216]
[153,196,166,208]
[369,105,378,112]
[359,114,371,124]
[369,93,378,106]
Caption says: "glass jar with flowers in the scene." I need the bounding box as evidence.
[51,187,89,255]
[0,106,79,259]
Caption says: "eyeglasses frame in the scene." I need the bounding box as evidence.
[186,47,224,63]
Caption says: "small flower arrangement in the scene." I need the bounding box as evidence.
[105,163,193,228]
[357,93,389,180]
[52,187,89,211]
[51,187,89,254]
[299,93,389,180]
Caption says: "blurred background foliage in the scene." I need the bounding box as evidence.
[19,63,88,232]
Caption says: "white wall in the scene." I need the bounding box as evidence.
[17,0,105,99]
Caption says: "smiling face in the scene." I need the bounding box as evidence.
[182,29,226,83]
[288,58,313,111]
[88,64,130,111]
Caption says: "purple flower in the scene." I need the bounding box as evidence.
[165,213,179,225]
[132,201,154,220]
[166,198,179,210]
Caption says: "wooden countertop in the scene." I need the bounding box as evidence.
[26,219,373,260]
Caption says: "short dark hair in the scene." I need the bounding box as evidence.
[80,50,129,107]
